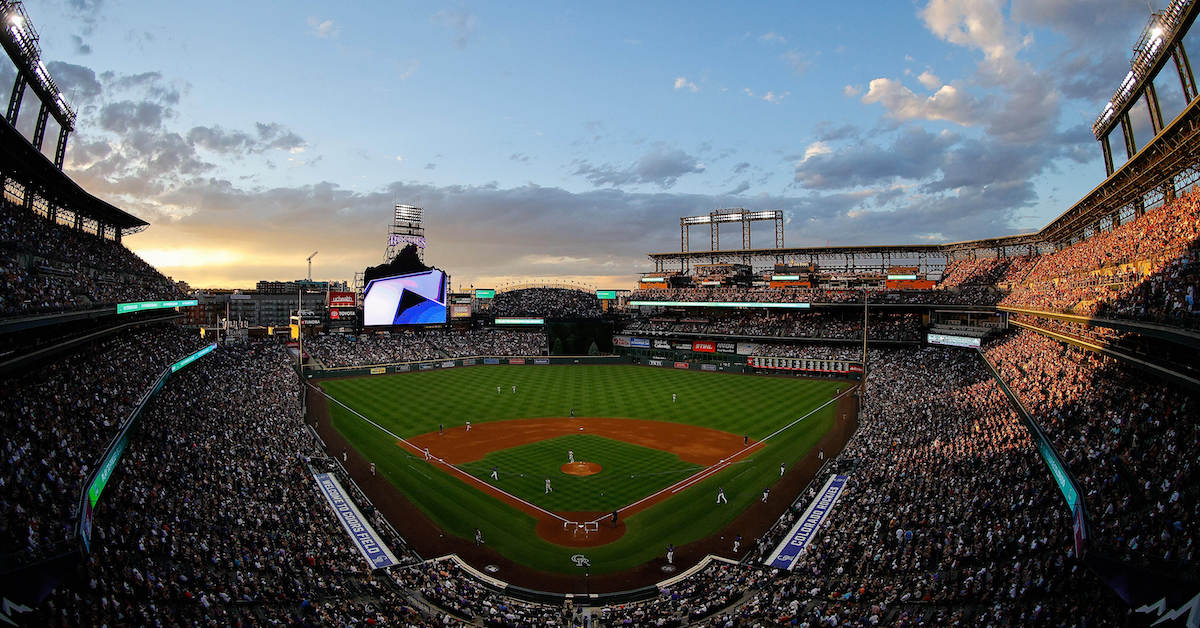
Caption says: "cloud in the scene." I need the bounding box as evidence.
[673,76,698,92]
[732,161,751,174]
[763,90,788,104]
[800,141,832,163]
[307,17,338,39]
[917,70,941,89]
[725,181,750,195]
[70,34,93,55]
[759,31,786,44]
[45,62,104,102]
[862,78,983,125]
[509,153,530,163]
[781,50,809,75]
[187,123,306,155]
[433,9,478,49]
[794,126,957,189]
[843,85,861,98]
[573,146,705,189]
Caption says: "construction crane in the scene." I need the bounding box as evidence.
[306,251,318,281]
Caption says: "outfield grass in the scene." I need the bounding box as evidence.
[458,434,702,512]
[321,365,841,574]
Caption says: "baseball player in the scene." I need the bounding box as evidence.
[780,462,786,477]
[544,478,553,494]
[369,462,376,477]
[466,421,471,432]
[761,487,770,503]
[733,535,742,553]
[512,384,517,394]
[716,487,727,504]
[424,448,431,461]
[438,423,444,436]
[490,466,499,480]
[818,447,825,461]
[569,407,575,418]
[568,450,575,463]
[497,385,501,394]
[666,544,674,564]
[672,393,676,403]
[475,528,484,545]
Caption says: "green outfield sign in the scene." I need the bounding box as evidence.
[596,290,617,300]
[116,299,199,314]
[475,289,496,299]
[495,317,545,325]
[171,343,217,373]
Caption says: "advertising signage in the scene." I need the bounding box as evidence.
[328,291,356,307]
[629,337,651,348]
[716,341,737,353]
[116,299,198,314]
[692,340,716,353]
[475,289,496,299]
[495,317,545,325]
[596,290,618,300]
[927,333,982,348]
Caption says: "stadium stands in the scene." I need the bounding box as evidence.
[624,311,922,341]
[1001,190,1200,327]
[0,324,205,564]
[985,330,1198,575]
[490,288,603,319]
[32,343,433,626]
[0,199,183,318]
[307,329,548,367]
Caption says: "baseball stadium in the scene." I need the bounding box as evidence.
[1,1,1199,626]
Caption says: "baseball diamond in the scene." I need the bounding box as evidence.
[316,364,851,576]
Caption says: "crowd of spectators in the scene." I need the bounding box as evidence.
[490,288,603,319]
[701,346,1119,626]
[307,329,548,368]
[0,324,206,565]
[937,256,1038,290]
[0,201,184,318]
[1001,191,1200,327]
[12,333,1157,626]
[631,285,1002,307]
[624,311,922,341]
[33,343,434,626]
[985,330,1198,575]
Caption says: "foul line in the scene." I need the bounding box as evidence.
[586,385,858,525]
[308,384,569,523]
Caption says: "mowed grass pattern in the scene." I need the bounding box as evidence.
[459,434,702,512]
[322,365,843,574]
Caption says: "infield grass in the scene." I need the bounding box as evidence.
[321,365,843,574]
[459,434,703,512]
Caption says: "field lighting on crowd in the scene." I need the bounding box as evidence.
[0,1,77,129]
[1091,0,1190,139]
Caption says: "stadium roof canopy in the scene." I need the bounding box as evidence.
[0,118,148,231]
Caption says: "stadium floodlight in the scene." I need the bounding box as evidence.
[8,14,21,26]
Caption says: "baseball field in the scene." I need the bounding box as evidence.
[318,365,844,575]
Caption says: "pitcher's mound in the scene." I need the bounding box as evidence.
[561,461,602,476]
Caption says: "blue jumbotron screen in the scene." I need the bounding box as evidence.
[362,270,448,325]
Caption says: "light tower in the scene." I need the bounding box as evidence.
[386,204,426,262]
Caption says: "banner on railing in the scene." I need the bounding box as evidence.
[313,472,399,569]
[764,474,849,570]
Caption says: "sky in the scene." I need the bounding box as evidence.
[17,0,1167,290]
